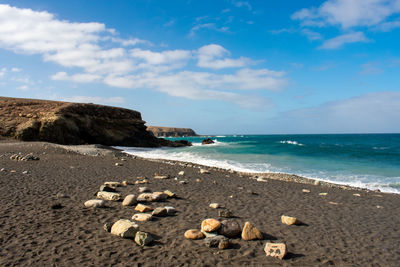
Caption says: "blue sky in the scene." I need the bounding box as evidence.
[0,0,400,134]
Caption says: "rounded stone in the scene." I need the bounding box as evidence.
[218,220,241,238]
[241,221,263,240]
[135,203,153,212]
[135,231,154,246]
[132,213,152,222]
[184,229,205,240]
[201,218,221,232]
[281,215,298,225]
[84,199,106,208]
[209,203,220,209]
[122,194,137,206]
[152,207,168,217]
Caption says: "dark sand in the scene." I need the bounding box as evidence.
[0,140,399,266]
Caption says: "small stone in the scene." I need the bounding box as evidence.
[135,179,148,184]
[218,239,230,250]
[115,163,123,166]
[137,193,155,202]
[218,220,241,238]
[122,181,128,186]
[353,193,361,197]
[201,229,219,237]
[22,170,28,174]
[241,221,263,240]
[122,194,137,206]
[302,189,310,193]
[104,182,121,187]
[0,168,6,172]
[10,170,16,173]
[201,218,221,232]
[184,229,205,239]
[97,191,121,201]
[152,192,168,201]
[264,243,287,260]
[209,203,220,209]
[319,192,328,196]
[329,201,340,205]
[163,190,176,198]
[154,175,169,179]
[135,203,153,212]
[121,158,127,161]
[132,213,153,222]
[179,180,187,184]
[376,205,383,209]
[138,187,151,193]
[178,171,185,176]
[281,215,298,225]
[219,209,233,218]
[111,219,138,238]
[314,180,321,186]
[135,231,154,246]
[84,199,106,208]
[104,222,113,232]
[152,207,168,217]
[165,206,177,215]
[196,179,201,182]
[200,169,210,174]
[100,185,116,192]
[204,236,228,248]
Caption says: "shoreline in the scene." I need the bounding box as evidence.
[1,140,400,266]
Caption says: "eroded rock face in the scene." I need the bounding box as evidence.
[147,126,197,137]
[0,97,190,147]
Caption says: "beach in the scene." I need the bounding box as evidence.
[1,140,399,266]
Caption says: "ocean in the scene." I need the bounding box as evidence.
[119,134,400,194]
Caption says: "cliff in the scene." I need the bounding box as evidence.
[147,126,197,137]
[0,97,189,147]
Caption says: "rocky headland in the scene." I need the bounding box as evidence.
[0,97,189,147]
[147,126,197,137]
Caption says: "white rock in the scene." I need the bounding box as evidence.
[178,171,185,176]
[165,206,177,215]
[209,203,220,209]
[84,199,106,208]
[132,213,153,222]
[122,194,137,206]
[200,169,210,174]
[97,191,121,201]
[110,219,139,238]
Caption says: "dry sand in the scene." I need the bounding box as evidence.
[0,140,399,266]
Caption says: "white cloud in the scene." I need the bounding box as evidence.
[232,1,252,11]
[51,72,102,83]
[301,29,323,40]
[11,67,21,72]
[358,62,383,75]
[110,37,151,46]
[292,0,400,29]
[197,44,251,69]
[16,85,29,91]
[319,32,370,49]
[270,91,400,133]
[131,48,192,65]
[189,23,229,37]
[0,67,6,77]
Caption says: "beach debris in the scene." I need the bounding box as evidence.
[201,230,219,238]
[99,185,116,192]
[154,175,169,179]
[115,163,123,166]
[132,213,153,222]
[97,191,121,201]
[219,209,233,218]
[122,194,137,206]
[209,203,220,209]
[302,189,311,193]
[202,138,215,145]
[22,170,28,174]
[353,193,361,197]
[104,181,121,187]
[204,236,229,249]
[103,222,113,232]
[184,229,205,240]
[164,190,176,198]
[241,221,263,240]
[135,231,154,246]
[218,220,241,238]
[201,218,221,232]
[110,219,138,238]
[152,207,168,217]
[200,169,210,174]
[135,203,153,212]
[264,242,287,260]
[376,205,383,209]
[84,199,106,208]
[138,187,151,193]
[178,171,185,176]
[135,179,148,184]
[319,192,328,196]
[165,206,177,215]
[281,215,299,226]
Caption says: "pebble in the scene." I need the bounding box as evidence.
[329,201,340,205]
[209,203,220,209]
[122,194,137,206]
[111,219,139,238]
[165,206,177,215]
[152,207,168,217]
[97,191,121,201]
[264,242,287,260]
[281,215,298,225]
[204,236,229,248]
[135,231,154,246]
[137,193,155,202]
[154,175,169,179]
[201,218,221,232]
[84,199,106,208]
[219,209,233,218]
[164,190,176,198]
[314,180,321,186]
[152,192,168,201]
[138,187,151,193]
[122,181,128,186]
[135,179,148,184]
[0,168,5,172]
[184,229,205,239]
[22,170,28,174]
[200,169,210,174]
[196,179,201,182]
[104,222,113,232]
[178,171,185,176]
[115,163,123,166]
[319,192,328,196]
[179,180,187,184]
[241,221,263,240]
[353,193,361,197]
[218,220,241,238]
[132,213,153,222]
[376,205,383,209]
[135,204,153,212]
[302,189,310,193]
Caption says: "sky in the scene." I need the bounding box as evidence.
[0,0,400,134]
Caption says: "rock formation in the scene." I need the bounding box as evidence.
[147,126,197,137]
[0,97,190,147]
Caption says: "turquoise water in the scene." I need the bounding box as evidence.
[120,134,400,193]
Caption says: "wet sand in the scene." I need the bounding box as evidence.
[0,140,399,266]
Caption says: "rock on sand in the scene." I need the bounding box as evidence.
[84,199,106,208]
[110,219,138,238]
[241,221,263,240]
